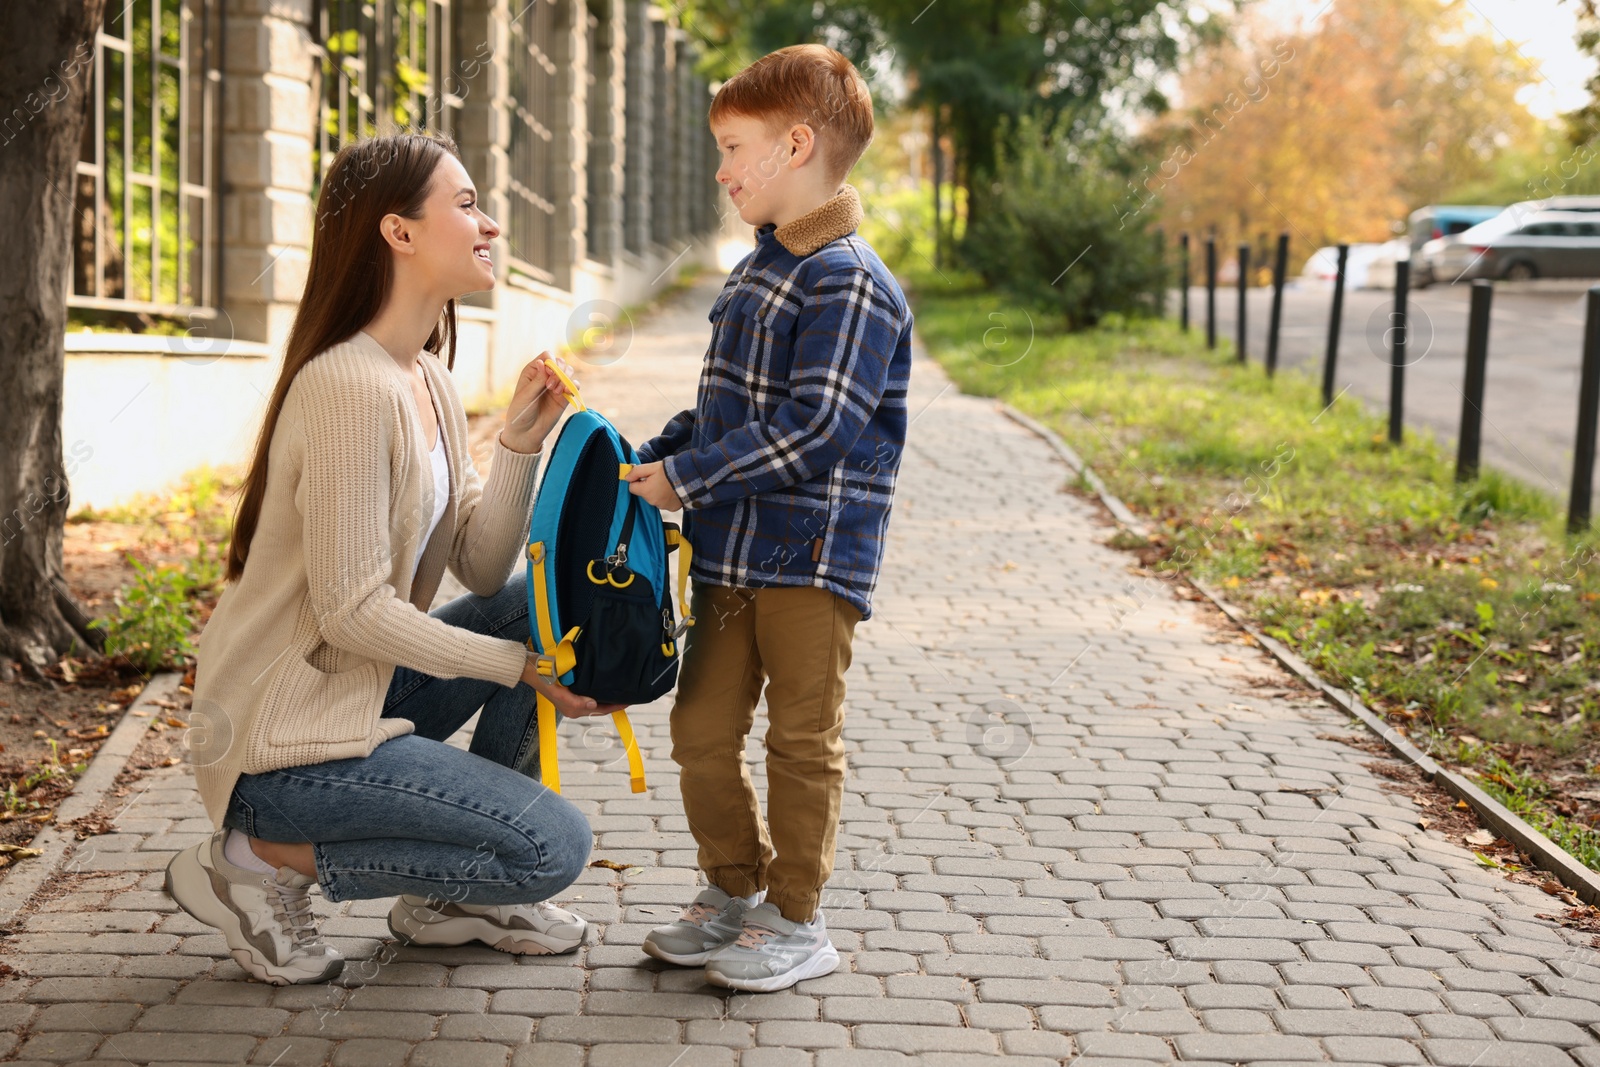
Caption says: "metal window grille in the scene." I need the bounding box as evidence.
[621,1,651,256]
[673,38,693,244]
[584,0,613,266]
[71,0,221,318]
[649,20,674,248]
[312,0,463,184]
[507,0,559,283]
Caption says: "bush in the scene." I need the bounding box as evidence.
[89,555,197,672]
[961,114,1166,330]
[857,179,964,278]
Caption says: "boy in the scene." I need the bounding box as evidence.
[622,43,913,992]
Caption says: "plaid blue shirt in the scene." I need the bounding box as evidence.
[637,219,913,621]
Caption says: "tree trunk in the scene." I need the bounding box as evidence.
[0,0,109,682]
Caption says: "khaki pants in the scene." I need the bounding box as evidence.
[669,581,862,923]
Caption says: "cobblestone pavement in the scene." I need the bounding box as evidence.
[5,276,1600,1065]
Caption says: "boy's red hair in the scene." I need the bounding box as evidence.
[709,44,874,186]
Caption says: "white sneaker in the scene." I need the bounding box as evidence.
[164,830,343,986]
[387,895,586,955]
[703,901,839,992]
[642,886,763,966]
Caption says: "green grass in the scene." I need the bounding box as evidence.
[1465,751,1600,871]
[908,265,1600,774]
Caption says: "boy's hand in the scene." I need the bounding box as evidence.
[624,462,683,511]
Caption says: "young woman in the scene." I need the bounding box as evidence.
[166,132,625,985]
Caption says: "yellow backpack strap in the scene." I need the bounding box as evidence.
[664,526,695,627]
[528,542,559,654]
[537,693,561,794]
[612,710,647,793]
[544,360,588,412]
[530,540,577,795]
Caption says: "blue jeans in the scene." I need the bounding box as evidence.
[224,574,592,904]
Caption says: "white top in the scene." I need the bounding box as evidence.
[412,428,449,583]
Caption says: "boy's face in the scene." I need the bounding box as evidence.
[712,113,819,229]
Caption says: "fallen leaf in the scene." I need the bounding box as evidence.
[67,815,115,839]
[1465,829,1496,846]
[588,859,634,871]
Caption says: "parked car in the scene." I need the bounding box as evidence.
[1408,204,1502,287]
[1365,238,1411,290]
[1299,243,1386,289]
[1424,209,1600,283]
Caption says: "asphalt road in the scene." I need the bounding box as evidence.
[1189,280,1598,509]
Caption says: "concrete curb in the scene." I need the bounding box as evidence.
[997,400,1600,908]
[0,671,184,930]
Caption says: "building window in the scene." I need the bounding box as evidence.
[507,0,559,283]
[71,0,222,319]
[312,0,463,182]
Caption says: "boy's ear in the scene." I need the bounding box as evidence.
[787,122,819,168]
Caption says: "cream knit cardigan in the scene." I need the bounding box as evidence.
[189,330,542,826]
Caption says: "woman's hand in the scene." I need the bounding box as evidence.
[520,657,628,719]
[500,353,579,455]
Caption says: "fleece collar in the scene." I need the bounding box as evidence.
[770,184,863,256]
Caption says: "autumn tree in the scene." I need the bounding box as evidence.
[1147,0,1538,258]
[0,1,109,682]
[679,0,1214,259]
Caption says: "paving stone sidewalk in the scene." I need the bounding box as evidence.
[4,275,1600,1066]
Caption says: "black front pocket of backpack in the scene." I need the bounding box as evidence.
[569,577,679,705]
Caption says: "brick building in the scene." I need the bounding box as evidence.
[61,0,726,508]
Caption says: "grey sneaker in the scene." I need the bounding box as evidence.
[387,895,585,955]
[703,901,839,992]
[642,886,763,966]
[164,830,343,986]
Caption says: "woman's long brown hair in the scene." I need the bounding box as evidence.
[225,132,462,583]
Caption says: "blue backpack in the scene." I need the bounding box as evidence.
[524,364,694,794]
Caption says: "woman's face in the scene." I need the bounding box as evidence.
[405,153,500,298]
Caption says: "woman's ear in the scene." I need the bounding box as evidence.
[378,212,417,256]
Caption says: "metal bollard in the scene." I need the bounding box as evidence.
[1236,243,1250,363]
[1389,259,1409,445]
[1322,244,1349,408]
[1180,233,1190,332]
[1153,227,1166,318]
[1455,280,1493,483]
[1570,285,1600,533]
[1266,233,1289,378]
[1205,235,1217,350]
